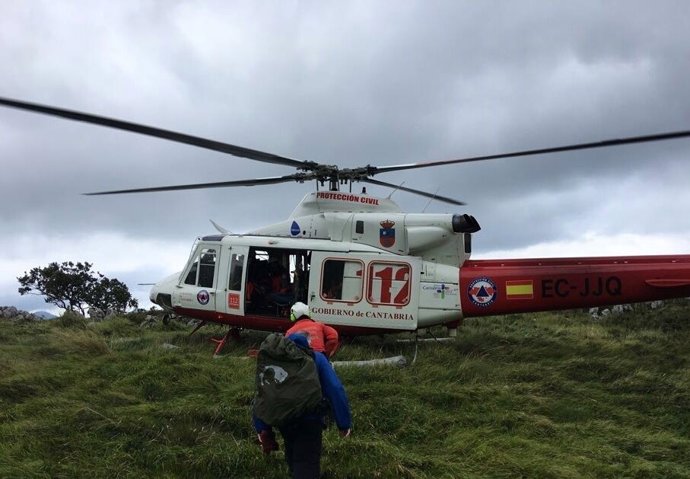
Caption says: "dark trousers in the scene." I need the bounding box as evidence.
[279,418,323,479]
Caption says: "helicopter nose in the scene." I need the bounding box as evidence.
[150,272,180,310]
[149,285,162,305]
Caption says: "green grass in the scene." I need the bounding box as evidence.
[1,302,689,478]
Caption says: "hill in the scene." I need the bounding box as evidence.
[1,304,689,478]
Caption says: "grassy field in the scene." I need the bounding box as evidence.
[1,302,689,479]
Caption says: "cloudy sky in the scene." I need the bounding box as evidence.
[2,1,690,313]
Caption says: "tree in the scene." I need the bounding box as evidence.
[87,276,138,313]
[18,261,138,315]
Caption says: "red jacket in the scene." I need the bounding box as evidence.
[286,318,339,358]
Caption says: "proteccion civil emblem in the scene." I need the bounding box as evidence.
[379,220,396,247]
[197,290,210,305]
[468,277,497,307]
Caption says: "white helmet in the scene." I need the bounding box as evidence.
[290,302,310,322]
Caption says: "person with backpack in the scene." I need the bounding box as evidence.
[252,333,352,479]
[286,301,340,358]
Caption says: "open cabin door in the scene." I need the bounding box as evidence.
[308,251,420,331]
[218,245,250,316]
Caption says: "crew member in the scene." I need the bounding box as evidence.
[268,259,295,306]
[286,302,340,358]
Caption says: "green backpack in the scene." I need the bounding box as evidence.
[253,333,323,427]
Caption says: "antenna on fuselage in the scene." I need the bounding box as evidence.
[386,182,405,200]
[422,188,440,213]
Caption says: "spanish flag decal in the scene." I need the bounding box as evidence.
[506,280,534,300]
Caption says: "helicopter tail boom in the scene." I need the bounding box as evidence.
[459,255,690,316]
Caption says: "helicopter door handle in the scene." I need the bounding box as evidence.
[310,292,316,301]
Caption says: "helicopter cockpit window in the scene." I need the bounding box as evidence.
[321,259,363,303]
[184,262,198,285]
[228,253,244,291]
[198,249,217,288]
[184,247,217,287]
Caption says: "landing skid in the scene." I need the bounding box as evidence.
[395,330,457,365]
[332,330,454,368]
[332,355,407,368]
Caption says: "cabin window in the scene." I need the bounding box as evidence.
[228,253,244,291]
[321,259,363,302]
[184,247,217,287]
[366,261,411,306]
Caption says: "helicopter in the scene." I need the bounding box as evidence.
[3,96,690,355]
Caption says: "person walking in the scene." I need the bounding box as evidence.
[253,333,352,479]
[286,301,340,358]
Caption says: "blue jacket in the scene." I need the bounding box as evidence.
[253,334,352,433]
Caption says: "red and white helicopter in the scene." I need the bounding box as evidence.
[3,97,690,354]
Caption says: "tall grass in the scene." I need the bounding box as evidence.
[1,302,689,478]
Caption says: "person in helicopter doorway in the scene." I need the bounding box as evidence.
[254,333,352,479]
[267,257,295,306]
[286,302,340,359]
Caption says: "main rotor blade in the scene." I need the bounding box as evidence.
[372,130,690,175]
[363,178,465,206]
[84,174,303,195]
[0,96,311,169]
